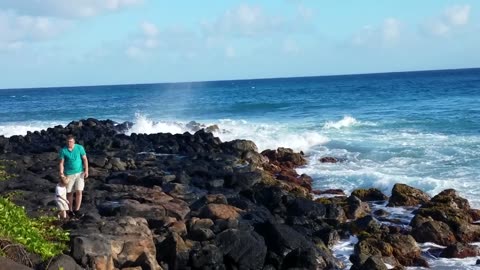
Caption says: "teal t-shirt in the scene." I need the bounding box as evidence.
[59,144,86,175]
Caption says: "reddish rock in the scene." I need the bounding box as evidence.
[200,204,243,220]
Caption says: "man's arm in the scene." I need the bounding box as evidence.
[59,159,64,176]
[82,155,89,178]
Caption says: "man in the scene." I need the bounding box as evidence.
[59,134,89,217]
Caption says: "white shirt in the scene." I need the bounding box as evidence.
[55,184,67,203]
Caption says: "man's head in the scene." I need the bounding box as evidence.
[66,135,75,148]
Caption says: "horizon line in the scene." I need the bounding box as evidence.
[2,66,479,91]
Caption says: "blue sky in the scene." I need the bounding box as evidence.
[0,1,478,89]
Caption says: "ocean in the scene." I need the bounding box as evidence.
[1,68,480,268]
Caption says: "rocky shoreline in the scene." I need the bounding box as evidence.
[1,118,480,270]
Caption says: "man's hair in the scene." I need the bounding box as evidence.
[66,134,75,141]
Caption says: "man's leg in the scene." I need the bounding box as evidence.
[66,174,75,213]
[74,173,85,212]
[74,190,82,211]
[67,192,74,211]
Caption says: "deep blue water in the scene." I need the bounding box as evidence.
[1,68,480,208]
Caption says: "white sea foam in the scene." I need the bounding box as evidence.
[332,236,357,269]
[323,116,376,129]
[0,121,64,137]
[126,113,186,135]
[298,123,480,209]
[212,119,329,152]
[324,116,358,129]
[125,114,330,152]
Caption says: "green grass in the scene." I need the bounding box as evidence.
[0,197,70,259]
[0,160,16,181]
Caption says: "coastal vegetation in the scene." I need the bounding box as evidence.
[0,160,15,181]
[0,163,69,262]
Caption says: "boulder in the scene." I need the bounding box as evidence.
[439,243,480,258]
[199,203,243,220]
[72,217,161,270]
[386,234,427,267]
[190,244,223,269]
[345,195,371,219]
[319,156,338,163]
[216,228,267,269]
[46,254,83,270]
[0,257,33,270]
[281,247,328,270]
[156,232,191,269]
[387,183,430,207]
[412,189,480,243]
[351,188,388,202]
[410,216,456,246]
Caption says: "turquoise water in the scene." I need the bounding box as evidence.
[1,68,480,207]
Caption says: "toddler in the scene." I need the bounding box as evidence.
[55,175,70,219]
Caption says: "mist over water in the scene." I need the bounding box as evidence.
[1,69,480,210]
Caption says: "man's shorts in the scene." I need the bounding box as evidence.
[66,172,85,193]
[56,198,69,211]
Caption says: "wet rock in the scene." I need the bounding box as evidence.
[319,156,338,163]
[345,195,371,219]
[439,243,480,258]
[412,189,480,243]
[312,189,346,196]
[349,215,383,235]
[387,183,430,207]
[262,147,306,168]
[352,188,388,202]
[410,216,456,246]
[226,139,258,153]
[356,256,388,270]
[386,234,427,267]
[373,209,389,218]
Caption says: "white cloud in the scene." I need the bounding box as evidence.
[0,10,71,49]
[201,4,284,38]
[383,18,401,42]
[282,39,300,54]
[141,21,158,37]
[424,21,450,37]
[297,4,314,21]
[225,46,236,58]
[0,0,143,18]
[125,46,144,59]
[422,5,471,37]
[351,18,402,47]
[444,5,470,26]
[126,21,202,60]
